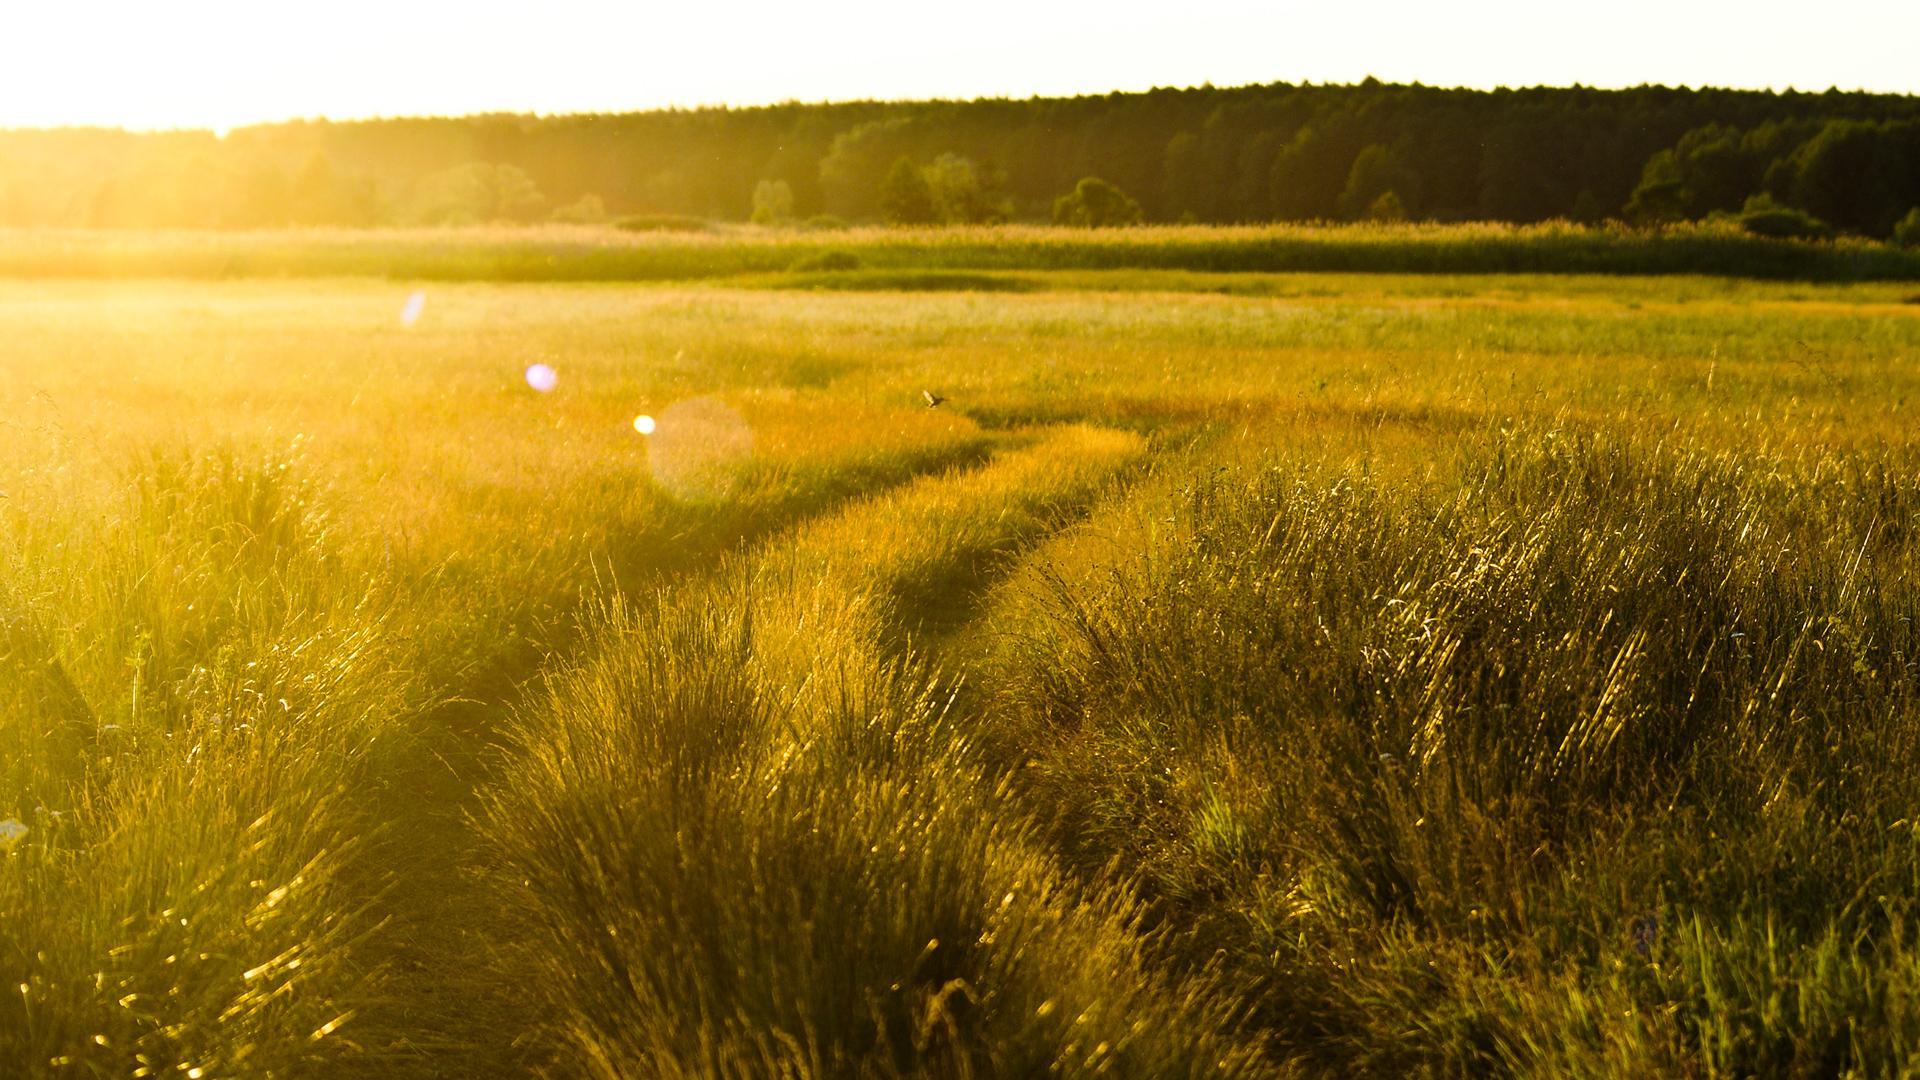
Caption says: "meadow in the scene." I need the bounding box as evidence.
[6,220,1920,284]
[3,240,1920,1077]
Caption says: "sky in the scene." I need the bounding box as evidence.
[0,0,1913,132]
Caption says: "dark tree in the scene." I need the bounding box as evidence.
[879,157,938,225]
[6,80,1920,232]
[1053,177,1144,227]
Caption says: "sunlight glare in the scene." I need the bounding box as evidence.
[399,291,427,327]
[0,1,1911,132]
[525,364,559,393]
[640,399,751,502]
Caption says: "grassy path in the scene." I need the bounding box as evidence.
[342,433,1042,1074]
[355,697,525,1074]
[467,423,1229,1076]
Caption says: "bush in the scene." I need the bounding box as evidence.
[1366,190,1408,222]
[1894,207,1920,248]
[1736,194,1832,240]
[612,213,713,233]
[801,214,848,230]
[1053,177,1144,228]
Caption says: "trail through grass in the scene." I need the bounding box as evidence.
[6,269,1920,1076]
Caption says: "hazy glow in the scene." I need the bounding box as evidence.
[0,818,26,852]
[632,415,656,435]
[525,364,558,393]
[0,1,1912,131]
[642,399,751,502]
[399,291,426,327]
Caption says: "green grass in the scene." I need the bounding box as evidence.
[2,263,1919,1075]
[5,219,1920,284]
[969,426,1920,1074]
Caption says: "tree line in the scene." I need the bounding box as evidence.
[3,80,1918,238]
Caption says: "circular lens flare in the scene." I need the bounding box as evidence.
[639,398,752,502]
[525,364,558,393]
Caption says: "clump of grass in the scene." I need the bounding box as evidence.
[0,447,422,1075]
[480,584,1274,1077]
[972,422,1920,1073]
[479,427,1286,1075]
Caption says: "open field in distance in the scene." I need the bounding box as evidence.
[4,260,1920,1075]
[5,221,1920,284]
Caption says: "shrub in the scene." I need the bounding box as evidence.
[1625,149,1688,224]
[1053,177,1144,228]
[1736,194,1831,240]
[1366,190,1408,222]
[1894,207,1920,248]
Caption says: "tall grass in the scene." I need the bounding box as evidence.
[478,427,1295,1075]
[4,221,1919,284]
[0,413,995,1075]
[0,449,420,1075]
[972,423,1920,1074]
[7,265,1920,1074]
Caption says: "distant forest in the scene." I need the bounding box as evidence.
[5,80,1920,237]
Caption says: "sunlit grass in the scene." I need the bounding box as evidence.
[968,424,1920,1074]
[2,264,1918,1074]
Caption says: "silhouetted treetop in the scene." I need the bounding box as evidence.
[4,80,1917,235]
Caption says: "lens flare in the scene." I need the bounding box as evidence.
[525,364,559,393]
[641,398,751,502]
[399,291,427,327]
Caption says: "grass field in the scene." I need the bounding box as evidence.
[3,250,1920,1076]
[7,220,1920,284]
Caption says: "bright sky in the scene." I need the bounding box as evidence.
[0,0,1912,131]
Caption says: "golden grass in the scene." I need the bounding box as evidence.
[3,264,1918,1074]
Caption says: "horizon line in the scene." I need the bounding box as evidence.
[5,75,1916,137]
